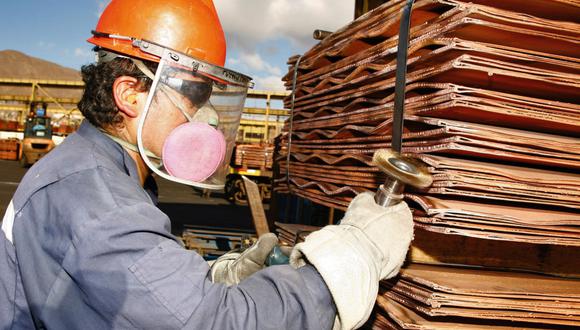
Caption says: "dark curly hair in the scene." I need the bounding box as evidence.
[78,58,156,128]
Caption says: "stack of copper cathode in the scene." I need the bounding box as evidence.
[274,0,580,328]
[233,143,274,170]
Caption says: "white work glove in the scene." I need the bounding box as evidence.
[290,192,413,330]
[210,233,279,286]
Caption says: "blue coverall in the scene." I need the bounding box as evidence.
[0,120,336,329]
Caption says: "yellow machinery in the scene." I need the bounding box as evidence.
[19,103,55,166]
[225,90,289,204]
[237,90,289,143]
[0,78,83,165]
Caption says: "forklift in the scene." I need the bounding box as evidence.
[19,102,55,167]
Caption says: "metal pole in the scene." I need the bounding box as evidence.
[391,0,415,153]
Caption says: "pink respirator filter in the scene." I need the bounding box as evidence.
[162,122,226,182]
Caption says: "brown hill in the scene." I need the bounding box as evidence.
[0,50,83,102]
[0,49,81,81]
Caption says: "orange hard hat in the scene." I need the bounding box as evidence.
[88,0,226,67]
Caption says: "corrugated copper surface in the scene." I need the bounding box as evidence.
[275,1,580,328]
[275,0,580,243]
[377,264,580,328]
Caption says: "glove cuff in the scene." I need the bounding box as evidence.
[210,252,240,285]
[290,226,380,330]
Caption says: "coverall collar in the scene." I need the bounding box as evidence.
[76,120,142,186]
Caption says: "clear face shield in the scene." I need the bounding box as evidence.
[136,48,252,190]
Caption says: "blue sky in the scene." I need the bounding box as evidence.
[0,0,354,91]
[0,1,100,70]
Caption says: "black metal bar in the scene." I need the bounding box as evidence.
[391,0,415,153]
[284,55,304,221]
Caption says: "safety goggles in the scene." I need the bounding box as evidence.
[160,75,213,110]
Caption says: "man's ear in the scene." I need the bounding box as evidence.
[113,76,142,118]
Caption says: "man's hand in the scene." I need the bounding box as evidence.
[210,233,279,286]
[290,192,414,330]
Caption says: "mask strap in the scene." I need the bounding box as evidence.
[135,57,197,123]
[134,57,218,126]
[99,129,161,161]
[159,86,195,122]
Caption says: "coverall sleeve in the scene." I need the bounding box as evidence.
[0,230,35,328]
[55,171,337,329]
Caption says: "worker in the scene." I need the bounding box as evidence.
[0,1,414,329]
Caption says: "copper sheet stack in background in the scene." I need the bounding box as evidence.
[374,264,580,329]
[233,143,274,169]
[273,0,580,328]
[0,138,20,161]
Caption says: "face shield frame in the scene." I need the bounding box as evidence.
[91,30,253,88]
[138,48,251,190]
[93,32,253,190]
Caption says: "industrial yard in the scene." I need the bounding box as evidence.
[1,1,579,329]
